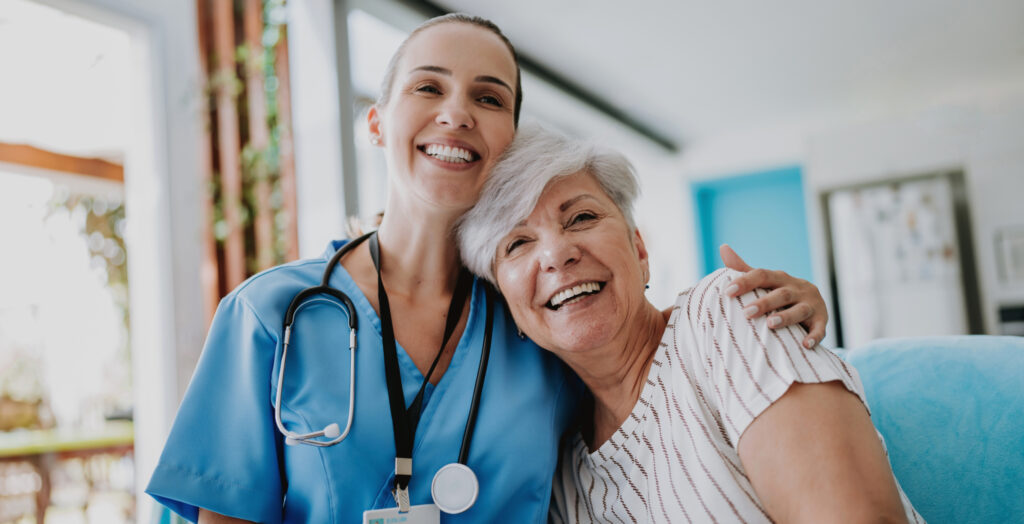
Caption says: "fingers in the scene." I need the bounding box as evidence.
[739,287,828,348]
[725,268,784,298]
[724,264,830,350]
[719,244,753,272]
[741,288,809,323]
[802,315,827,349]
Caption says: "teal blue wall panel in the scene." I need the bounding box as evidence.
[691,166,812,280]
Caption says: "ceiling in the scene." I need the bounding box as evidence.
[4,0,1022,162]
[433,0,1024,149]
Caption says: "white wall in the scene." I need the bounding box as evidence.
[288,0,351,258]
[806,95,1024,337]
[673,91,1024,346]
[37,0,206,519]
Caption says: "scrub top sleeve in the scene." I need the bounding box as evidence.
[146,292,284,524]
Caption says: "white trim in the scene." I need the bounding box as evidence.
[30,1,205,520]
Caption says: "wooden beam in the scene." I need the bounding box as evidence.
[275,27,299,261]
[212,0,246,288]
[0,142,123,182]
[244,0,274,271]
[196,0,221,324]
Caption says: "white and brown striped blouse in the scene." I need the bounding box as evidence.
[550,269,922,523]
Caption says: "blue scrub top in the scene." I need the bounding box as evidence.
[146,239,580,523]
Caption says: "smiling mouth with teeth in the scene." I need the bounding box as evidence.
[419,144,480,164]
[546,282,605,310]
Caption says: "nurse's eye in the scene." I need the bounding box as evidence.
[478,94,503,107]
[415,84,442,95]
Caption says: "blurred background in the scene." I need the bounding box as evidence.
[0,0,1022,521]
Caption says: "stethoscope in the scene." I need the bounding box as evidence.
[275,230,493,514]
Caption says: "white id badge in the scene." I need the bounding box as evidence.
[362,503,440,524]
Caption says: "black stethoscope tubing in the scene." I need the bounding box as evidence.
[276,231,372,447]
[278,230,492,510]
[368,232,492,502]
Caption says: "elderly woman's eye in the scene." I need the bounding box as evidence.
[505,238,526,254]
[569,212,598,226]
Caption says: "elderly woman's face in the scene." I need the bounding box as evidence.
[493,171,650,355]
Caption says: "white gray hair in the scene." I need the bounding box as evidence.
[457,123,640,284]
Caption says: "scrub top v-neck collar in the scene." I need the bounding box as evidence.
[322,238,483,445]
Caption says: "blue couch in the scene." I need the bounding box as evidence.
[152,335,1022,523]
[845,336,1024,523]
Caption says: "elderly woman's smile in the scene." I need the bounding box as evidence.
[493,171,653,354]
[546,281,604,310]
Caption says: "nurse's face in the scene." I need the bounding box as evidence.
[368,23,518,212]
[493,172,651,356]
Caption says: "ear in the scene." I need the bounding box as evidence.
[367,105,384,146]
[633,228,651,283]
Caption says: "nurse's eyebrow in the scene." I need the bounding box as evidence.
[411,65,514,95]
[412,65,450,75]
[474,75,514,95]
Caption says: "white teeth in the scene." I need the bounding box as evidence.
[549,282,601,308]
[423,144,475,163]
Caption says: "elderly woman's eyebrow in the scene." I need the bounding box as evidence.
[410,65,514,95]
[559,194,601,212]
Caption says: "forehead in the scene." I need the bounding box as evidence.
[516,171,619,228]
[537,172,609,207]
[398,23,516,83]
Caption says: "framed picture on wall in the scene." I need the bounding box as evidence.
[820,170,983,348]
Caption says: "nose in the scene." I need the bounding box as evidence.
[435,96,474,129]
[539,236,581,272]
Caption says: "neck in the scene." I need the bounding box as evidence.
[561,302,667,446]
[374,203,463,297]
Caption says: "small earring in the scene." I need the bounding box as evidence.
[370,137,380,145]
[517,326,525,339]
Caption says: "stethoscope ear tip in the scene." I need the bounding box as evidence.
[285,436,300,446]
[323,423,341,439]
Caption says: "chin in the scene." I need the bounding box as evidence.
[423,182,483,209]
[546,321,615,355]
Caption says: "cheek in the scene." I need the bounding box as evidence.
[484,120,516,157]
[496,262,532,311]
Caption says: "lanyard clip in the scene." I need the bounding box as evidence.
[393,457,412,512]
[393,484,411,513]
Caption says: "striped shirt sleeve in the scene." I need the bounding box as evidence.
[682,268,867,447]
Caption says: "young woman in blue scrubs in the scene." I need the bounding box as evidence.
[146,14,830,524]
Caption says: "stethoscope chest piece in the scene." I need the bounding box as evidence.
[430,463,478,514]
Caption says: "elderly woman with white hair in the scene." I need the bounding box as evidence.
[458,125,923,523]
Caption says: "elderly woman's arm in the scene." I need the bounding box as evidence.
[738,381,909,524]
[688,268,917,523]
